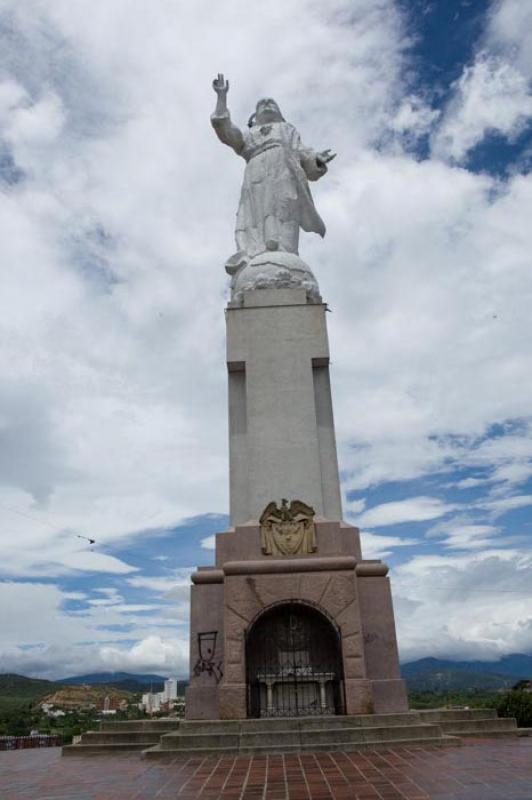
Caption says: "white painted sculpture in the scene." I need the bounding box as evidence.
[211,74,335,292]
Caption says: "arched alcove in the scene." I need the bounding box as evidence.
[245,601,345,718]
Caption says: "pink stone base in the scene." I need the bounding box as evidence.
[370,679,409,713]
[185,686,219,720]
[185,519,409,721]
[344,679,374,715]
[218,684,247,719]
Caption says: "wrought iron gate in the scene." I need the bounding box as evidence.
[246,603,345,718]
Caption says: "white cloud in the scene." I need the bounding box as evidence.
[93,587,122,598]
[0,579,190,678]
[431,0,532,163]
[344,498,366,515]
[454,477,487,489]
[0,497,139,577]
[359,531,416,559]
[485,0,532,77]
[0,0,530,575]
[392,549,532,661]
[390,94,440,142]
[4,91,65,158]
[433,523,499,551]
[126,570,193,602]
[201,535,216,550]
[0,636,190,680]
[0,78,28,123]
[0,0,408,581]
[0,581,152,647]
[60,551,138,574]
[432,53,532,162]
[100,635,188,674]
[354,496,454,528]
[481,494,532,515]
[327,150,532,494]
[0,1,531,673]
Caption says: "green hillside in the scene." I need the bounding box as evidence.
[0,673,63,713]
[402,655,532,685]
[404,667,517,692]
[0,674,65,735]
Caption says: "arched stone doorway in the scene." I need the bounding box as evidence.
[246,602,345,718]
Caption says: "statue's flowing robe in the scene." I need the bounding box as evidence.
[211,111,327,258]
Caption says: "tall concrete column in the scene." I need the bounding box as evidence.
[226,288,343,526]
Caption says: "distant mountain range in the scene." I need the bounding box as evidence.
[401,654,532,691]
[0,673,64,701]
[0,672,188,707]
[59,672,192,694]
[59,671,169,686]
[2,654,531,699]
[58,672,186,693]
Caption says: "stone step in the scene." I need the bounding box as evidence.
[295,712,423,729]
[242,723,443,747]
[451,729,520,738]
[158,722,443,751]
[417,708,498,722]
[63,742,152,755]
[62,719,181,755]
[99,719,179,732]
[62,709,518,759]
[161,732,240,750]
[438,717,517,734]
[239,734,462,754]
[177,712,422,735]
[143,734,461,759]
[80,731,164,745]
[178,720,241,734]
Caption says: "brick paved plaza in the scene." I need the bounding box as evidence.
[1,739,531,800]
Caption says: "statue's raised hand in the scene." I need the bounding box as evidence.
[317,149,336,165]
[213,73,229,96]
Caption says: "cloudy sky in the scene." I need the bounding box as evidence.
[1,0,531,680]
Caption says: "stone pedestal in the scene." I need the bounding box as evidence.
[185,287,408,720]
[227,288,342,526]
[185,519,408,719]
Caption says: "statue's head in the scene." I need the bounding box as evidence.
[248,97,285,127]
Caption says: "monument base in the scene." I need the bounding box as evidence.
[186,519,408,720]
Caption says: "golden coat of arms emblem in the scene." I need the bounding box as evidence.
[259,499,317,556]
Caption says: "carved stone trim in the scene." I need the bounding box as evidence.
[355,561,389,577]
[191,569,225,584]
[223,556,356,575]
[259,498,317,556]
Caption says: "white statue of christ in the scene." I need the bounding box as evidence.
[211,74,336,274]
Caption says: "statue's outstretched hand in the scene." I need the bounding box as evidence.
[317,149,336,165]
[213,73,229,96]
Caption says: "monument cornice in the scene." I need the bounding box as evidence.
[223,556,357,576]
